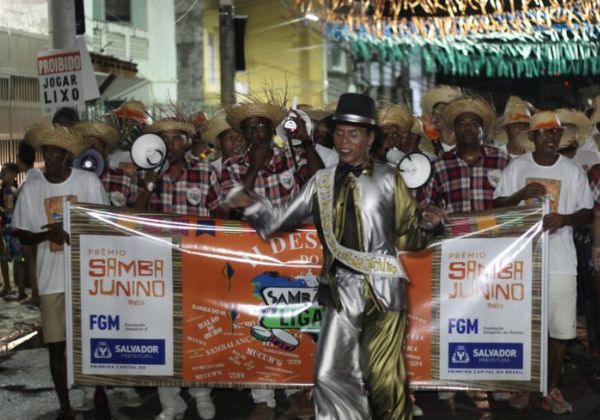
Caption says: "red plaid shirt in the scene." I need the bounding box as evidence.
[101,167,138,208]
[420,145,510,214]
[221,146,309,206]
[137,158,221,216]
[588,164,600,211]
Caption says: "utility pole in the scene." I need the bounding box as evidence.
[219,0,236,106]
[48,0,77,50]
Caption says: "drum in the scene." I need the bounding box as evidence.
[251,325,272,342]
[269,328,299,351]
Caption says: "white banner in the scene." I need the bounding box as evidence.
[37,39,99,117]
[38,48,85,116]
[80,235,174,376]
[439,237,532,381]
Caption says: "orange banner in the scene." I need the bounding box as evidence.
[181,219,432,386]
[70,205,544,392]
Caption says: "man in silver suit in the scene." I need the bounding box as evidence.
[230,93,444,420]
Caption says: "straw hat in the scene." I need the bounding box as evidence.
[377,105,413,131]
[145,117,195,137]
[493,97,535,145]
[490,116,505,144]
[527,111,563,132]
[590,95,600,125]
[325,101,338,112]
[295,105,331,124]
[202,112,233,147]
[409,117,435,155]
[557,108,593,145]
[515,111,564,152]
[24,121,89,156]
[421,85,462,119]
[73,121,121,152]
[515,132,535,152]
[226,103,286,131]
[500,96,536,127]
[305,109,331,123]
[442,96,496,134]
[110,100,149,124]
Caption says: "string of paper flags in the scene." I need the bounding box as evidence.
[293,0,600,77]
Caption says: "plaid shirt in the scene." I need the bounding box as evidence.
[101,167,138,208]
[221,146,309,206]
[137,158,220,216]
[589,164,600,211]
[420,145,510,214]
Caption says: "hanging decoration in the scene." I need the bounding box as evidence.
[294,0,600,77]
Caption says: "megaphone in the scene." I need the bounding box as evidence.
[386,148,432,189]
[130,134,168,170]
[397,153,432,189]
[73,148,105,176]
[130,134,169,192]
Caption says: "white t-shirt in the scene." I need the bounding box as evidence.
[494,153,594,275]
[24,167,42,183]
[573,138,600,171]
[12,169,108,295]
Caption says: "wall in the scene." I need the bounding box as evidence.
[0,29,48,138]
[84,0,178,103]
[202,0,326,111]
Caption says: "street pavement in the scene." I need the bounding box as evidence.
[2,294,600,419]
[0,290,40,352]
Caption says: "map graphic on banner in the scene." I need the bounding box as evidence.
[79,235,174,376]
[439,238,533,380]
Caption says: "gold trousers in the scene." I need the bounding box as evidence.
[314,268,411,420]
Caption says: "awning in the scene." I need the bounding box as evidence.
[95,73,148,101]
[90,52,147,100]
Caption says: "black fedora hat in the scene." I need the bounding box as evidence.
[325,93,378,130]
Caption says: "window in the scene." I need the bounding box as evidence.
[328,44,347,73]
[106,0,131,23]
[0,78,8,101]
[10,76,39,102]
[106,32,126,58]
[93,27,103,51]
[130,36,149,60]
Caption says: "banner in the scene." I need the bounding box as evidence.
[440,238,532,381]
[67,205,546,392]
[80,235,174,376]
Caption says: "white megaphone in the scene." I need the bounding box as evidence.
[386,148,432,189]
[130,134,168,192]
[73,148,106,176]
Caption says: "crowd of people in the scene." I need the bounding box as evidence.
[3,85,600,420]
